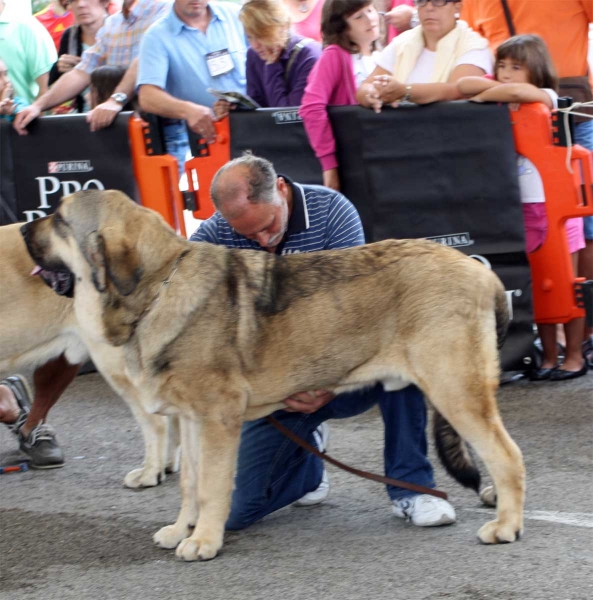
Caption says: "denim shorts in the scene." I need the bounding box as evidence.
[574,120,593,240]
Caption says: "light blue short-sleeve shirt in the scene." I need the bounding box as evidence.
[137,2,247,108]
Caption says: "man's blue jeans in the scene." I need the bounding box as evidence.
[226,384,434,530]
[163,121,190,175]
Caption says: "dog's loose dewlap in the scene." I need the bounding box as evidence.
[21,190,525,561]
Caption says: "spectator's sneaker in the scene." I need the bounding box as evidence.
[1,375,32,435]
[294,422,330,507]
[392,494,456,527]
[18,422,65,469]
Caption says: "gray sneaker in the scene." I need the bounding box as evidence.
[1,375,65,469]
[18,422,65,469]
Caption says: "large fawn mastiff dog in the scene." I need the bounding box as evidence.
[22,190,525,561]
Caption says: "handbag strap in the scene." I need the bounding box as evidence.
[500,0,516,37]
[284,38,314,83]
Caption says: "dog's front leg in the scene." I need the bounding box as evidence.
[153,417,200,549]
[176,411,242,562]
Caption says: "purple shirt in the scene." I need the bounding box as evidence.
[246,33,321,108]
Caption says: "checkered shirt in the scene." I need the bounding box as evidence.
[76,0,171,74]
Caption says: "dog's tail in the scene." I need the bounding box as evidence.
[433,410,481,493]
[494,281,510,350]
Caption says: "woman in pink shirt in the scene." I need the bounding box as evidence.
[300,0,382,190]
[283,0,325,42]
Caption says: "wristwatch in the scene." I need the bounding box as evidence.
[110,92,128,105]
[401,85,413,103]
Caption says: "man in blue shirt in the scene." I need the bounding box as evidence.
[137,0,247,171]
[191,154,457,529]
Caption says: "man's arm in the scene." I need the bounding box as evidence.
[138,84,216,143]
[13,69,91,135]
[87,59,138,132]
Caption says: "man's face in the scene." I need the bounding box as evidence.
[175,0,209,20]
[223,177,289,251]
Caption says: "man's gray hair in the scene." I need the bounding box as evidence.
[210,153,278,210]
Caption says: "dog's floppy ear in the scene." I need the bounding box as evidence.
[105,237,143,297]
[83,231,107,293]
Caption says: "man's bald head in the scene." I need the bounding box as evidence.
[210,154,279,219]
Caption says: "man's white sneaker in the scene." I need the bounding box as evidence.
[294,423,330,507]
[392,494,456,527]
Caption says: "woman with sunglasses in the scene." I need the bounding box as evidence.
[357,0,492,110]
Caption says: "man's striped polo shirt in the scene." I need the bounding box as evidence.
[189,176,365,253]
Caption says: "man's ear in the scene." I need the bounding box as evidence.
[105,237,143,296]
[83,231,107,293]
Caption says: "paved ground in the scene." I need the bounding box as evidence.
[1,371,592,600]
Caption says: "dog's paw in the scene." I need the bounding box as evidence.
[153,524,191,549]
[124,467,164,489]
[176,537,220,562]
[479,485,497,507]
[477,519,522,544]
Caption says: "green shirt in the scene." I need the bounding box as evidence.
[0,8,57,104]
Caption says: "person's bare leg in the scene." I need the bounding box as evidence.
[21,354,81,437]
[557,317,586,372]
[537,323,558,369]
[578,239,593,342]
[0,385,20,424]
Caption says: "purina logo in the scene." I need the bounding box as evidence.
[426,232,474,248]
[48,160,94,174]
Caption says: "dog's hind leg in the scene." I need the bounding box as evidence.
[176,404,244,561]
[165,416,181,475]
[428,374,525,544]
[154,417,200,550]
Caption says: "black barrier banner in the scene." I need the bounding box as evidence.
[230,109,322,184]
[0,113,137,225]
[230,104,535,372]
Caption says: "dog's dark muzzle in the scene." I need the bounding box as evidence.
[21,220,75,298]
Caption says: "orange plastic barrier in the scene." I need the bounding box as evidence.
[511,104,593,324]
[184,118,231,221]
[128,116,187,237]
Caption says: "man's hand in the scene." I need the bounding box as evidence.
[184,102,216,143]
[86,98,123,132]
[284,390,335,414]
[383,5,414,31]
[213,99,235,119]
[57,54,81,74]
[13,104,42,135]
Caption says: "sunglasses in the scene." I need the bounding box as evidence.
[414,0,457,7]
